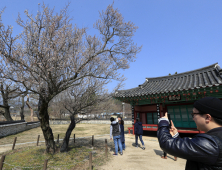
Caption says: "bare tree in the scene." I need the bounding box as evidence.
[0,4,141,153]
[59,77,110,152]
[0,81,26,121]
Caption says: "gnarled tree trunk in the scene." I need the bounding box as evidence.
[26,95,33,121]
[20,91,28,120]
[38,97,55,153]
[2,106,13,121]
[60,114,76,152]
[2,97,13,121]
[20,98,25,120]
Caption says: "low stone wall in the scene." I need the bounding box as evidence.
[50,120,71,125]
[49,120,132,125]
[0,122,40,138]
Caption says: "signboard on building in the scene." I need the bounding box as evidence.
[168,95,181,101]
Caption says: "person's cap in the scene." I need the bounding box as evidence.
[193,97,222,119]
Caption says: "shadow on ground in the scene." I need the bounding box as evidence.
[154,149,162,156]
[153,149,176,161]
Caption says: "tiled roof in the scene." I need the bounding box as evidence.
[114,63,222,98]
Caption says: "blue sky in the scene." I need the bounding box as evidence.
[1,0,222,91]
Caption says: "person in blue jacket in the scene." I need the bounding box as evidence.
[134,118,145,149]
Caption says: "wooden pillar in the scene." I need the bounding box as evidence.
[92,135,94,146]
[12,137,17,150]
[131,103,136,135]
[133,109,136,135]
[43,159,48,170]
[37,135,40,146]
[105,139,108,158]
[0,155,5,170]
[89,152,92,170]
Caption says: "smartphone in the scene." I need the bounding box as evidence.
[168,113,172,128]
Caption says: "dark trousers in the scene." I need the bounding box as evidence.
[135,134,144,146]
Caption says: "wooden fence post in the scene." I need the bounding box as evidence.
[105,139,108,158]
[0,155,5,170]
[89,152,92,170]
[12,137,17,150]
[37,135,40,146]
[43,159,48,170]
[92,135,94,146]
[74,134,75,143]
[57,134,59,144]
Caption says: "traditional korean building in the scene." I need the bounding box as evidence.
[114,63,222,134]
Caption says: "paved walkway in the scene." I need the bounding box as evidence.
[99,134,186,170]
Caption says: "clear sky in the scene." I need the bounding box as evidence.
[1,0,222,91]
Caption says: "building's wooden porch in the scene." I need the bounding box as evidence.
[128,124,204,134]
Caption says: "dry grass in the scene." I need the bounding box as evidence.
[0,123,132,145]
[1,138,113,170]
[0,123,131,169]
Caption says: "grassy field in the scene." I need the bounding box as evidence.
[0,123,132,169]
[0,123,132,145]
[1,141,113,170]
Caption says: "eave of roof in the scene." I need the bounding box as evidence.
[114,63,222,98]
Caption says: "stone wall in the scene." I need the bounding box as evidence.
[0,122,40,138]
[49,120,132,125]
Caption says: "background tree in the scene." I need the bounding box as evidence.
[59,77,110,152]
[0,80,26,121]
[26,95,34,121]
[19,90,28,120]
[0,4,141,153]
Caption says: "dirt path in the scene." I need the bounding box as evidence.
[99,134,186,170]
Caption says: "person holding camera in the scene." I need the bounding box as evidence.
[161,126,178,161]
[110,117,123,156]
[157,97,222,170]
